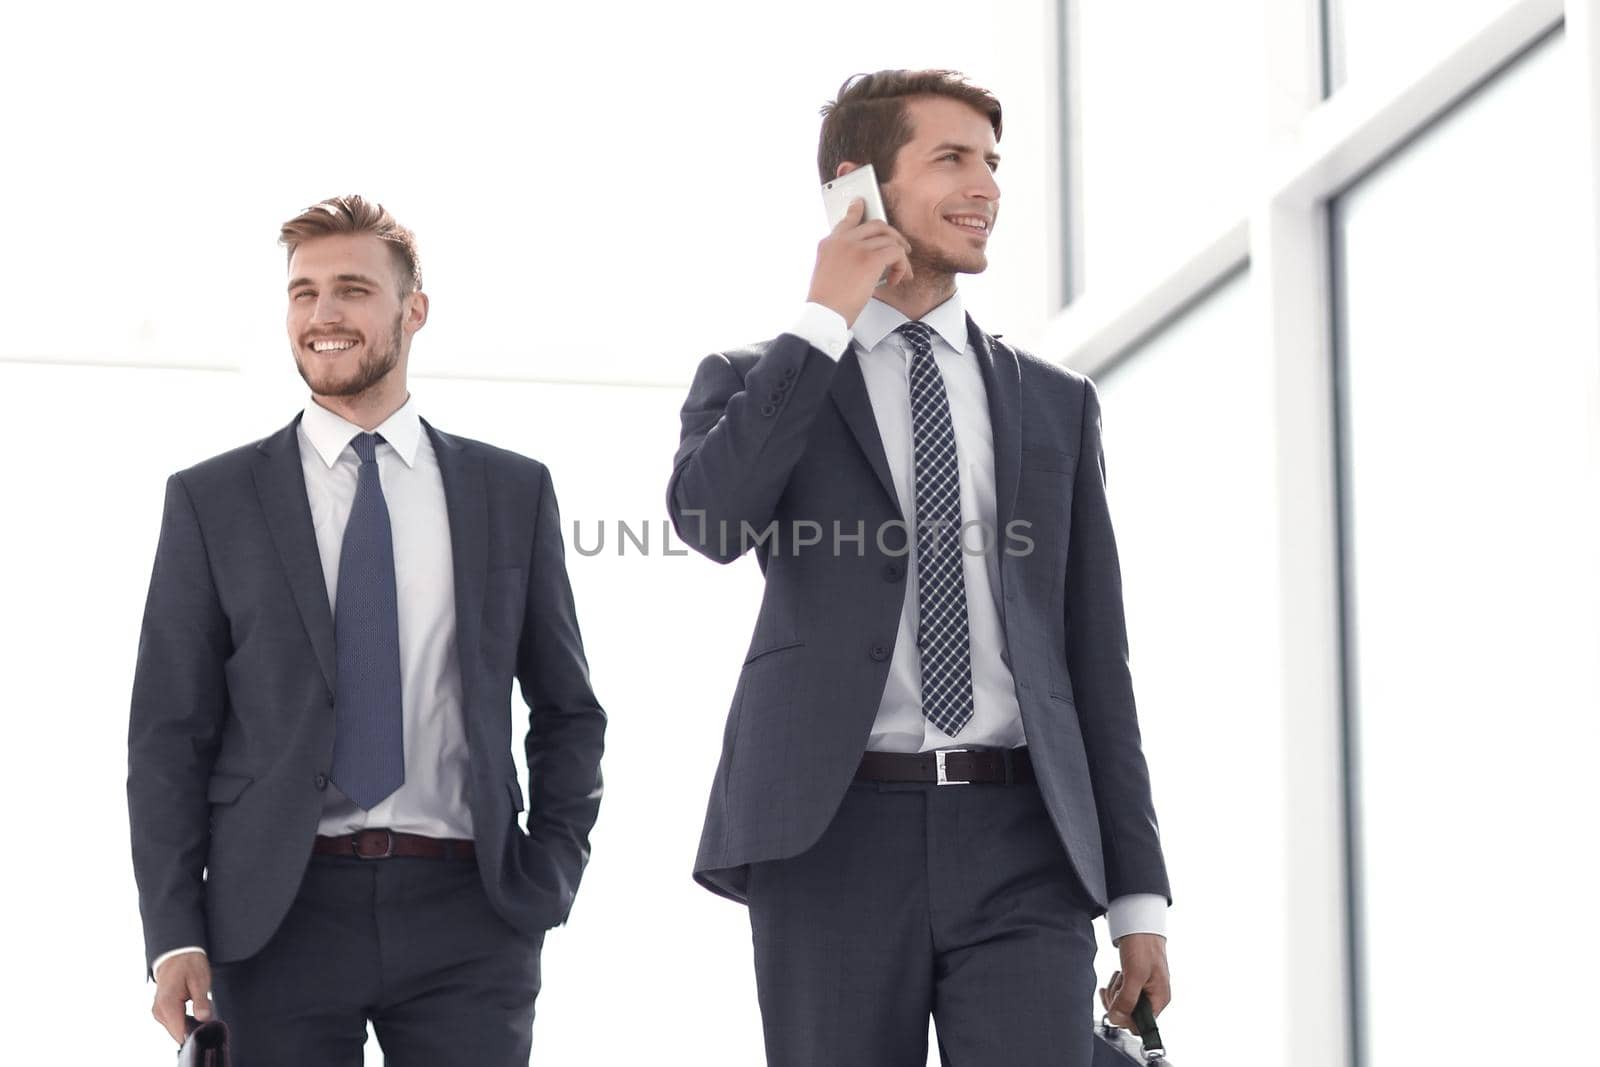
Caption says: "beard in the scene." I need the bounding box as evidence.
[293,310,403,399]
[907,232,984,278]
[884,192,988,279]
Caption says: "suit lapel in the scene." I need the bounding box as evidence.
[829,343,903,518]
[968,315,1021,533]
[252,414,337,695]
[424,418,487,710]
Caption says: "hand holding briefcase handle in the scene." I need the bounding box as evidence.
[1093,989,1171,1064]
[177,1015,230,1067]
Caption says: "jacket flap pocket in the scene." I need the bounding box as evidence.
[742,638,803,666]
[206,772,254,805]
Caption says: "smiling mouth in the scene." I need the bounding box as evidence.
[945,214,991,236]
[307,338,359,354]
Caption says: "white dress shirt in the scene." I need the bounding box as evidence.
[154,394,472,979]
[299,394,472,841]
[787,296,1166,944]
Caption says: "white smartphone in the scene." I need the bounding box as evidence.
[821,164,888,229]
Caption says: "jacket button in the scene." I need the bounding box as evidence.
[882,563,903,582]
[314,773,329,790]
[869,643,890,662]
[760,403,777,417]
[776,378,791,392]
[768,391,783,403]
[782,365,797,379]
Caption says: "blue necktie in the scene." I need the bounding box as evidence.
[329,432,405,810]
[897,321,976,736]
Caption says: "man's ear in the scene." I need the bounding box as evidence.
[835,161,861,179]
[405,290,429,333]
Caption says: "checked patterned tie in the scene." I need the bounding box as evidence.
[896,321,976,736]
[329,431,406,810]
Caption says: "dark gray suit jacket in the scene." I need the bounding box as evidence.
[128,413,605,971]
[668,316,1170,911]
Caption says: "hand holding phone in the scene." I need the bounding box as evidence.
[821,165,889,228]
[809,164,912,326]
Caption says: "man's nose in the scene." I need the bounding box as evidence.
[310,295,342,323]
[969,165,1000,202]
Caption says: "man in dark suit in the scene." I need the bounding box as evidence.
[128,195,605,1065]
[668,71,1172,1065]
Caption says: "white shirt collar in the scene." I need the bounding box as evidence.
[300,394,423,470]
[851,291,968,355]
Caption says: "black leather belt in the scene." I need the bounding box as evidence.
[855,746,1034,785]
[313,829,475,860]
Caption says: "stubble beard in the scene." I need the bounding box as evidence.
[885,194,987,291]
[295,311,403,400]
[907,234,986,280]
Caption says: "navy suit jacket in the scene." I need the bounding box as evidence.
[128,413,605,970]
[668,316,1170,911]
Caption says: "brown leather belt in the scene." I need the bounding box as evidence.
[312,829,475,861]
[855,746,1035,786]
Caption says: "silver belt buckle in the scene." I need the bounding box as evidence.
[935,749,971,786]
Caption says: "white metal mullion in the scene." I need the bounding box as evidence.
[1039,219,1248,377]
[1259,1,1351,1065]
[1566,0,1600,489]
[1561,0,1600,883]
[1253,196,1351,1067]
[1059,0,1086,306]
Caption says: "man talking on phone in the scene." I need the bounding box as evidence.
[667,71,1172,1065]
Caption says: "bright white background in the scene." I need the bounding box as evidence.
[0,2,1067,1064]
[4,2,1599,1065]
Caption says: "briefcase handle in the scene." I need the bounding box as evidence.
[1099,991,1167,1061]
[178,1014,231,1067]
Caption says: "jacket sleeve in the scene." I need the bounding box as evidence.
[516,464,607,920]
[1065,379,1172,904]
[127,473,229,972]
[665,334,839,564]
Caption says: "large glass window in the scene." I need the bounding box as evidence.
[1333,30,1599,1065]
[1071,0,1263,297]
[1325,0,1520,93]
[1095,270,1289,1065]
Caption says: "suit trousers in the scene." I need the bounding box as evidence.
[746,778,1100,1067]
[209,851,544,1067]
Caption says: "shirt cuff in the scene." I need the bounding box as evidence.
[151,946,207,980]
[787,302,851,360]
[1106,894,1168,944]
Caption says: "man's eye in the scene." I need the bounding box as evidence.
[341,287,368,297]
[291,291,314,300]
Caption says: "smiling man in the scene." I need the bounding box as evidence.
[668,71,1172,1065]
[128,195,606,1065]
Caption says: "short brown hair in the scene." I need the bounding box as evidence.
[278,194,422,295]
[817,69,1002,184]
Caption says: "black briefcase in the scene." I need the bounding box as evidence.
[177,1015,231,1067]
[1091,993,1171,1064]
